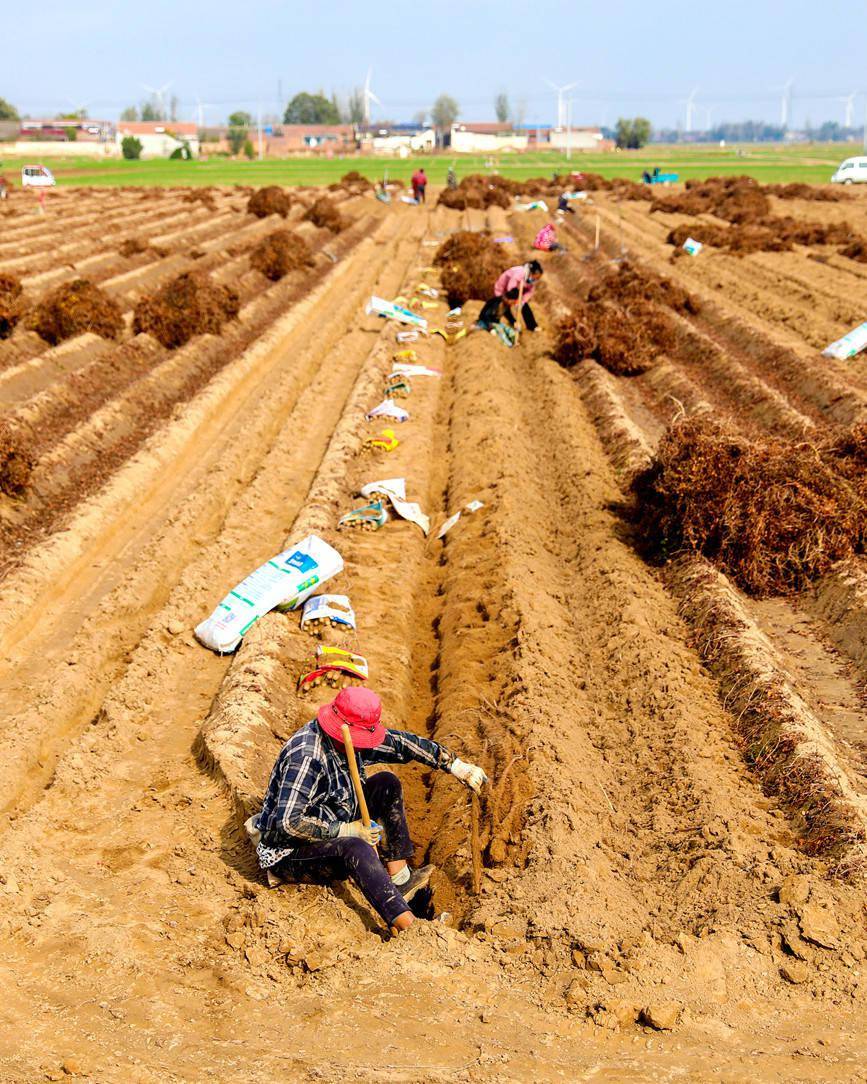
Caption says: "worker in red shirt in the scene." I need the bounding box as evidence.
[411,167,427,203]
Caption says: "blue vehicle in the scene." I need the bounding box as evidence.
[642,167,678,185]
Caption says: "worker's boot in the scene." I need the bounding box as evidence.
[400,864,434,904]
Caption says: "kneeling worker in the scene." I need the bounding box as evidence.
[246,687,488,933]
[476,259,544,333]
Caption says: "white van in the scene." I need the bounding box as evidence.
[21,164,56,188]
[831,156,867,184]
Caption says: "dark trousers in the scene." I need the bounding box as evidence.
[272,771,413,926]
[477,297,537,332]
[412,185,426,203]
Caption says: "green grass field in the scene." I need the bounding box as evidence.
[0,143,859,188]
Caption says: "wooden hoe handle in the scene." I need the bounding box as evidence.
[341,724,372,827]
[514,277,525,344]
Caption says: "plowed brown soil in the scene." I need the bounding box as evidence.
[0,186,864,1084]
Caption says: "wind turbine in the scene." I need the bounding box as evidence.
[362,69,382,127]
[142,81,172,119]
[778,77,794,129]
[194,95,219,130]
[544,79,577,129]
[679,87,699,133]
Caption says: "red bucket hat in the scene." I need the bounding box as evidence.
[317,687,386,749]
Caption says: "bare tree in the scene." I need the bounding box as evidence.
[431,94,459,146]
[346,89,365,125]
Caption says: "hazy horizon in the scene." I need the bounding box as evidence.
[4,0,864,132]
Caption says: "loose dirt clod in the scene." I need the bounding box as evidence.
[119,237,149,257]
[433,231,510,306]
[29,278,123,345]
[133,270,240,348]
[183,189,217,211]
[633,416,867,595]
[339,170,373,193]
[0,272,25,339]
[303,197,345,233]
[0,419,33,497]
[839,238,867,262]
[247,186,292,219]
[249,230,314,281]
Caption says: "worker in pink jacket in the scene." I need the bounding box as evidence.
[476,260,544,333]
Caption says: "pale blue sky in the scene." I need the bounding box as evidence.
[4,0,864,129]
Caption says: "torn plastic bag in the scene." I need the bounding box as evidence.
[360,478,430,536]
[390,362,442,378]
[437,499,485,539]
[366,398,410,422]
[300,594,356,632]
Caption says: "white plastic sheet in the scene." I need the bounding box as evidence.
[436,499,485,539]
[366,399,410,422]
[390,362,442,378]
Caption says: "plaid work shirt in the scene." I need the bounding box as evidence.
[253,720,455,868]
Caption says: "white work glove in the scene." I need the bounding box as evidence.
[450,758,489,795]
[338,819,383,847]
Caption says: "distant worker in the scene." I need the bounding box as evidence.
[0,175,8,201]
[533,223,563,252]
[447,164,458,190]
[476,259,544,333]
[411,167,428,203]
[641,170,652,185]
[557,192,575,215]
[245,687,488,934]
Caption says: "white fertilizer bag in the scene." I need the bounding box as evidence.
[195,535,344,654]
[823,322,867,361]
[365,296,428,330]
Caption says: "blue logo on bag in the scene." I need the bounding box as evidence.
[284,551,317,573]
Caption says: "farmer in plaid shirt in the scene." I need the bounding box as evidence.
[246,687,488,934]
